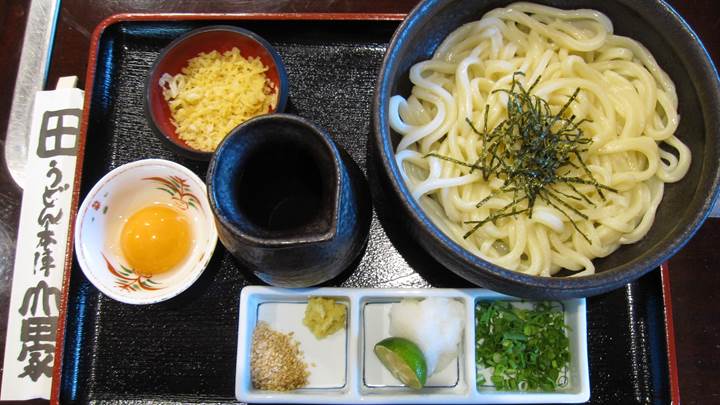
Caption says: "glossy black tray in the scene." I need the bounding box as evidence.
[57,16,674,404]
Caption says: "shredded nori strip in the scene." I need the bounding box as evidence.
[426,72,616,242]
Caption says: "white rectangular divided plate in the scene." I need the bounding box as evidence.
[236,287,590,404]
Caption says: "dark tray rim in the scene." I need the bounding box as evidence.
[50,12,681,404]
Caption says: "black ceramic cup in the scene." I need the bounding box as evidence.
[207,114,371,287]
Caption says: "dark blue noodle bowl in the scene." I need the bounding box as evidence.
[373,0,720,298]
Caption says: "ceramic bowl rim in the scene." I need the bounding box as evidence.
[143,24,290,161]
[74,158,218,305]
[372,0,720,295]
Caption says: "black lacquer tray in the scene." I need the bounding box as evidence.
[55,15,677,404]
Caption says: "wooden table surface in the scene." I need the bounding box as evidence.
[0,1,718,404]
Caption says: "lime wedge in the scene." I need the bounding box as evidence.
[374,337,427,389]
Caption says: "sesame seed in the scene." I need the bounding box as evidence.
[250,322,309,391]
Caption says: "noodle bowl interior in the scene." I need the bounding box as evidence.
[390,2,690,277]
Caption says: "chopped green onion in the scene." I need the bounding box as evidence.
[475,301,570,392]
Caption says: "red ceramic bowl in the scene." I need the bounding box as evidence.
[144,25,289,160]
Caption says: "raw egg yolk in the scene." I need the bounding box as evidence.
[120,205,192,276]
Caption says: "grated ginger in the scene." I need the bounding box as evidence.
[303,297,346,339]
[158,47,277,152]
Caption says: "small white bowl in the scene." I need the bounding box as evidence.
[74,159,218,305]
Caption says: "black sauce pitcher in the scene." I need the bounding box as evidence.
[207,114,371,287]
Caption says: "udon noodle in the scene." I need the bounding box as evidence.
[390,2,690,276]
